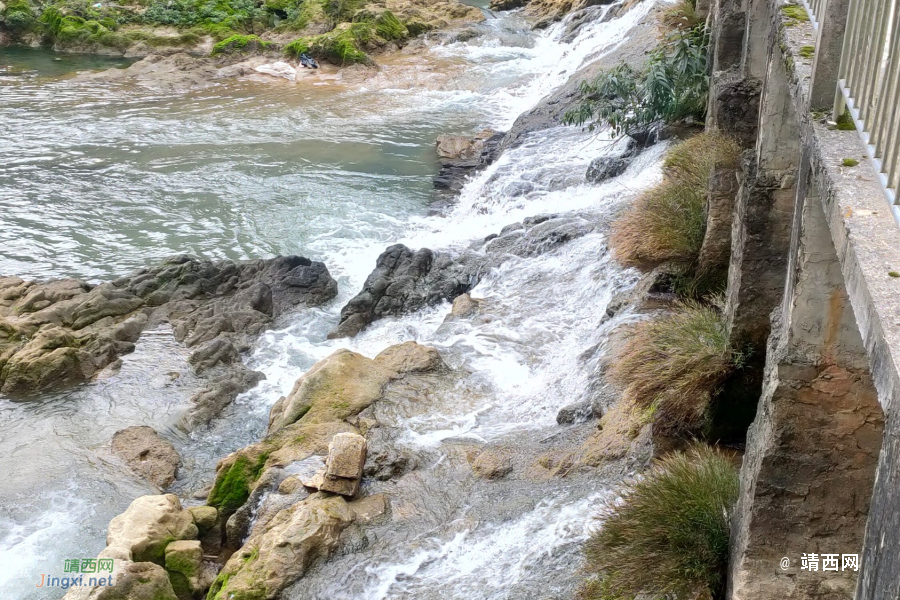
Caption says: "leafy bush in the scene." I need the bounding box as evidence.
[579,446,739,600]
[564,22,710,135]
[610,132,740,266]
[211,33,272,54]
[608,300,743,432]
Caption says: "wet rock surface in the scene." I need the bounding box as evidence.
[433,128,505,195]
[332,213,602,336]
[111,426,182,489]
[0,255,337,419]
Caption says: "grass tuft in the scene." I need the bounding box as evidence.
[781,4,810,21]
[578,446,739,600]
[608,300,743,433]
[842,158,859,167]
[835,108,856,130]
[610,133,740,267]
[211,33,272,55]
[799,44,814,58]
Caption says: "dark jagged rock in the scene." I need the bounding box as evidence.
[328,244,475,339]
[585,135,640,183]
[0,255,337,405]
[332,213,601,337]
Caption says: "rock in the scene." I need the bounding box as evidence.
[556,399,595,424]
[105,494,198,564]
[490,0,528,9]
[62,561,179,600]
[188,506,218,533]
[373,341,446,374]
[325,432,367,479]
[448,293,481,318]
[165,540,203,596]
[435,129,497,160]
[363,426,418,480]
[585,136,639,183]
[328,244,474,338]
[268,349,393,433]
[111,426,181,489]
[0,255,336,397]
[433,129,504,194]
[182,366,265,430]
[254,61,296,81]
[206,494,357,600]
[471,449,513,479]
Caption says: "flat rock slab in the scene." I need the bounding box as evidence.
[111,426,181,489]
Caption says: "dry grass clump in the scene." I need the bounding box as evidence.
[608,300,742,433]
[578,446,739,600]
[610,132,741,267]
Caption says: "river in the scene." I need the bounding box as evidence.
[0,2,659,598]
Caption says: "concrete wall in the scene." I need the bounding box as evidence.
[708,0,900,598]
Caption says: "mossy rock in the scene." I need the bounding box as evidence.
[1,0,38,34]
[211,33,273,55]
[207,450,270,514]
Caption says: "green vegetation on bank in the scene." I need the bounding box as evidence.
[610,132,741,269]
[609,300,744,434]
[563,4,710,135]
[0,0,437,63]
[578,446,739,600]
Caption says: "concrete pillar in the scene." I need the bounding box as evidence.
[727,162,885,600]
[725,40,798,350]
[741,0,770,80]
[808,0,851,110]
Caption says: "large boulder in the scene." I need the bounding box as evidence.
[62,561,178,600]
[206,494,362,600]
[111,426,181,489]
[105,494,199,564]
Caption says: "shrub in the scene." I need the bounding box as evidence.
[608,300,743,432]
[211,33,272,55]
[663,0,701,30]
[610,132,740,266]
[579,446,739,600]
[564,22,710,135]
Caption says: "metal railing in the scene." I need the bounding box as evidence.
[830,0,900,211]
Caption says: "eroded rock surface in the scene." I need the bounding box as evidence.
[0,255,337,424]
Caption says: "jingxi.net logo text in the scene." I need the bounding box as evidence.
[35,558,117,589]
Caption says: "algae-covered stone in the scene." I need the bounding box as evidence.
[188,505,218,533]
[373,341,445,374]
[165,539,203,596]
[106,494,198,565]
[207,494,356,600]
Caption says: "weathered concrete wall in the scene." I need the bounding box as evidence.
[707,0,900,596]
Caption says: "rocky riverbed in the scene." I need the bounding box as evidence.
[0,1,671,598]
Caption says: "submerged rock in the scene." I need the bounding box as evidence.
[110,426,181,489]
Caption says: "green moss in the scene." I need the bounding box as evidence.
[286,22,373,64]
[2,0,39,34]
[374,10,407,40]
[889,271,900,278]
[799,44,814,58]
[842,158,859,167]
[404,18,431,36]
[207,456,252,513]
[211,33,272,55]
[836,109,856,130]
[206,573,231,600]
[781,4,809,21]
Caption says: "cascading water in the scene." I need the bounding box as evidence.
[0,2,661,598]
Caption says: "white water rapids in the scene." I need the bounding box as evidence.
[0,1,664,598]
